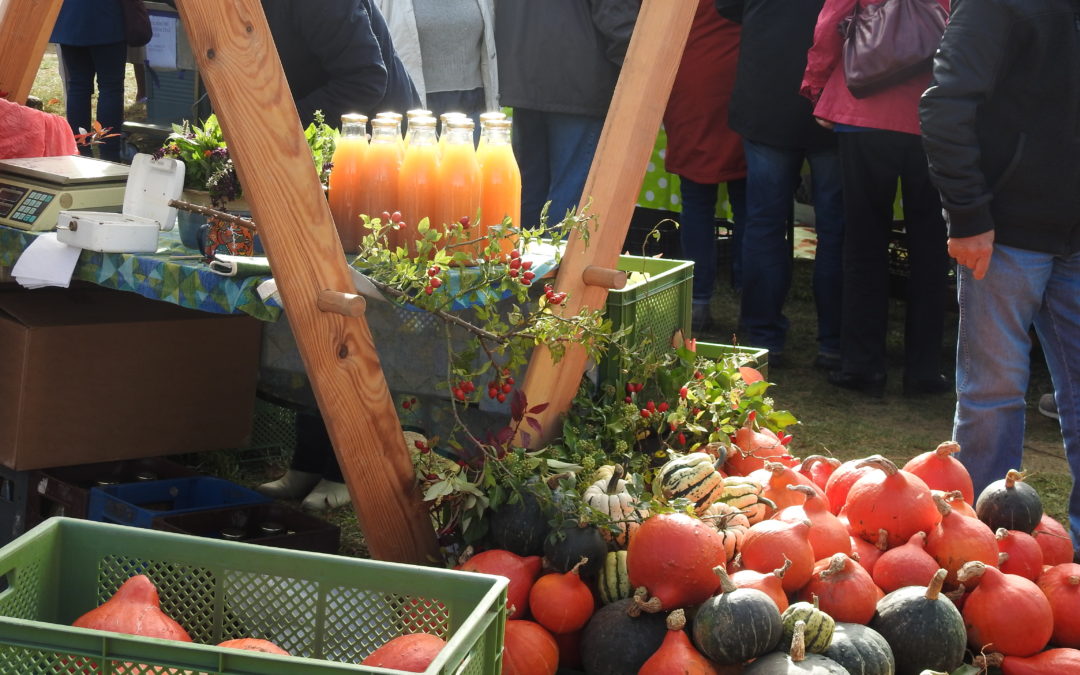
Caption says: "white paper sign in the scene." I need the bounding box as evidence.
[147,14,178,70]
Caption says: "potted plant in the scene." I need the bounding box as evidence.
[154,111,337,248]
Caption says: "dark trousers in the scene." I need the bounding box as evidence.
[836,130,948,378]
[58,42,127,162]
[679,177,747,302]
[290,411,343,482]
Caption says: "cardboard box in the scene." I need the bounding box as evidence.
[0,287,261,470]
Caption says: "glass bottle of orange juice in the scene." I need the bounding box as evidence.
[360,117,404,249]
[404,108,432,147]
[437,112,468,157]
[478,119,521,257]
[475,110,507,156]
[328,113,368,254]
[398,116,439,259]
[437,118,482,260]
[375,112,405,155]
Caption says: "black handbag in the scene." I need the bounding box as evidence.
[120,0,153,48]
[839,0,948,98]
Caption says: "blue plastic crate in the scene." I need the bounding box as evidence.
[88,476,271,528]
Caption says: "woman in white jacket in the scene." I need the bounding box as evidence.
[374,0,498,120]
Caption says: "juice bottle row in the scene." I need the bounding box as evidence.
[328,110,522,260]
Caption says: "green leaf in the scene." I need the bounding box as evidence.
[546,459,584,472]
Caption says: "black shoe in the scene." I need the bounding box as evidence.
[828,370,886,398]
[902,374,952,396]
[813,352,842,371]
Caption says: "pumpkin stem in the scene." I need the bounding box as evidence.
[811,593,820,610]
[876,528,890,551]
[957,560,987,585]
[789,620,807,662]
[605,465,625,495]
[926,568,947,600]
[569,557,588,577]
[629,589,663,615]
[799,455,838,473]
[786,484,816,498]
[1068,575,1080,586]
[998,551,1009,567]
[819,553,847,579]
[944,583,966,605]
[457,545,475,566]
[713,565,737,594]
[1004,469,1025,488]
[765,461,786,475]
[973,653,1004,669]
[934,441,960,457]
[772,556,792,579]
[545,472,573,489]
[932,492,952,518]
[666,608,687,631]
[856,455,899,476]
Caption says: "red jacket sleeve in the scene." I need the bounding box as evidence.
[801,0,858,104]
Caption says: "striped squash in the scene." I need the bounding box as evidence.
[652,453,725,513]
[716,476,776,525]
[781,598,835,654]
[700,500,750,562]
[597,550,633,605]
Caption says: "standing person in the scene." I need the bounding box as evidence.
[716,0,844,369]
[51,0,128,163]
[375,0,498,125]
[495,0,640,229]
[257,0,420,512]
[261,0,420,128]
[801,0,950,398]
[920,0,1080,559]
[664,0,746,334]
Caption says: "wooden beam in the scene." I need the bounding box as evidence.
[0,0,63,103]
[520,0,696,446]
[174,0,439,564]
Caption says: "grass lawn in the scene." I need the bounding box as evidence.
[26,50,1072,557]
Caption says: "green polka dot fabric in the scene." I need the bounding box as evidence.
[637,125,733,219]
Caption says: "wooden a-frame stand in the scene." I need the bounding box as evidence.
[0,0,696,565]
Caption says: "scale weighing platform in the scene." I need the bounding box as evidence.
[0,156,129,231]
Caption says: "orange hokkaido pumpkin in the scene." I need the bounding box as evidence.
[798,553,883,625]
[730,559,792,613]
[995,528,1044,581]
[845,456,941,549]
[747,462,825,516]
[725,426,794,476]
[872,531,939,593]
[1032,513,1076,566]
[797,455,842,491]
[217,638,290,655]
[824,458,882,515]
[503,619,559,675]
[361,633,447,672]
[739,519,815,593]
[639,609,719,674]
[958,561,1053,657]
[976,648,1080,675]
[456,548,542,619]
[926,493,999,589]
[529,560,595,634]
[72,575,192,643]
[1036,563,1080,648]
[902,441,975,505]
[776,484,852,561]
[627,513,728,610]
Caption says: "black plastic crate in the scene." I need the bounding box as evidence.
[153,502,340,554]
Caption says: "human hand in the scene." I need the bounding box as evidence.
[948,230,995,280]
[814,117,835,130]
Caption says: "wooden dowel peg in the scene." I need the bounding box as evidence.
[582,265,627,290]
[317,289,366,317]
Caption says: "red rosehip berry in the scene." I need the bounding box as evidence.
[658,402,669,413]
[497,393,506,403]
[624,396,633,403]
[391,211,402,222]
[424,285,434,295]
[678,433,686,445]
[679,386,689,399]
[501,383,512,394]
[645,400,656,412]
[521,260,533,271]
[640,409,651,419]
[430,277,442,288]
[509,249,521,259]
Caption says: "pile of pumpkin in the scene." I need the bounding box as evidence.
[466,439,1080,674]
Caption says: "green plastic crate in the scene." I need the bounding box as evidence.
[0,518,507,674]
[599,255,694,388]
[695,341,770,381]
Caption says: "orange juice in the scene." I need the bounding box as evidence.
[375,111,405,155]
[404,108,432,146]
[479,119,521,257]
[398,117,439,258]
[437,119,482,260]
[438,112,468,157]
[328,113,368,253]
[476,110,507,156]
[359,118,403,249]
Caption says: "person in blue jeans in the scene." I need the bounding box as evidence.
[51,0,128,163]
[494,0,639,229]
[716,0,844,368]
[921,0,1080,561]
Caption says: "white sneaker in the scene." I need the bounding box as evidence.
[1038,393,1060,422]
[301,479,352,512]
[256,469,321,499]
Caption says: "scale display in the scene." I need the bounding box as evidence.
[0,156,129,232]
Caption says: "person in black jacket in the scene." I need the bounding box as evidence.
[494,0,639,229]
[920,0,1080,562]
[715,0,844,370]
[261,0,420,126]
[257,0,419,512]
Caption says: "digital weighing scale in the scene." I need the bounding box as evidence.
[0,156,129,231]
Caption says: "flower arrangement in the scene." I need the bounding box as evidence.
[153,111,337,208]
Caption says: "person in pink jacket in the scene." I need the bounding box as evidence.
[800,0,951,398]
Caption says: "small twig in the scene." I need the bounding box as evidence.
[364,275,507,343]
[168,199,258,232]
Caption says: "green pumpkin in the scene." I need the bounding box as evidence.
[692,566,782,665]
[822,622,895,675]
[743,621,848,674]
[869,569,965,675]
[781,597,835,653]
